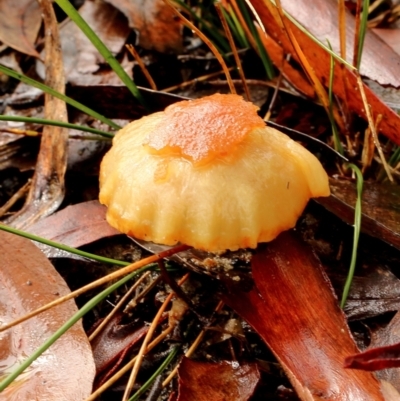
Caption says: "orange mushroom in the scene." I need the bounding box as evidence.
[99,94,330,251]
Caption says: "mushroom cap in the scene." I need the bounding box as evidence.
[99,94,330,251]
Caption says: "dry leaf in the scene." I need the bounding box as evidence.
[250,0,400,145]
[177,358,259,401]
[0,230,95,400]
[0,0,41,58]
[104,0,182,53]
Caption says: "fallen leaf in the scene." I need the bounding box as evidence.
[30,200,119,247]
[0,0,41,58]
[177,358,259,401]
[317,178,400,250]
[36,0,132,86]
[345,342,400,371]
[91,313,147,383]
[367,312,400,392]
[105,0,182,53]
[373,28,400,56]
[250,0,400,145]
[223,232,385,400]
[0,230,95,400]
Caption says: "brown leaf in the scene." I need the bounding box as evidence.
[0,0,41,58]
[39,0,132,86]
[91,313,147,378]
[345,342,400,371]
[373,29,400,57]
[177,358,259,401]
[369,312,400,392]
[223,232,385,400]
[250,0,400,145]
[105,0,182,53]
[29,200,120,250]
[0,230,95,400]
[317,178,400,250]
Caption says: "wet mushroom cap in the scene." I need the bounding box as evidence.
[99,94,330,251]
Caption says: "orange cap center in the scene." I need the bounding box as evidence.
[144,94,265,163]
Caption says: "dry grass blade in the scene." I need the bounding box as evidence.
[166,0,236,94]
[86,326,175,401]
[215,2,251,100]
[338,0,347,59]
[125,44,158,90]
[7,0,69,229]
[0,244,190,333]
[162,300,225,387]
[271,0,345,135]
[122,273,190,401]
[356,73,393,182]
[0,180,31,218]
[89,271,152,342]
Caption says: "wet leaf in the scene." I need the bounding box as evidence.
[177,358,259,401]
[0,0,41,58]
[0,230,95,400]
[368,312,400,391]
[91,313,147,383]
[345,342,400,371]
[317,178,400,250]
[250,0,400,145]
[223,232,385,400]
[29,200,120,258]
[105,0,182,53]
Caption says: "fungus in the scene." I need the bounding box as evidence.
[99,94,330,252]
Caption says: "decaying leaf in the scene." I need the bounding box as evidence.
[104,0,182,53]
[317,178,400,250]
[250,0,400,145]
[0,0,42,58]
[0,230,95,400]
[37,0,132,86]
[177,357,259,401]
[223,232,386,400]
[29,200,120,258]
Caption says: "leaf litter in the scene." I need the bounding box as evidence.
[3,0,400,400]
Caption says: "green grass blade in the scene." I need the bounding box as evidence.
[0,115,115,138]
[129,346,180,401]
[340,163,363,308]
[356,0,370,69]
[0,64,120,129]
[327,41,344,155]
[236,0,275,79]
[172,0,230,53]
[0,223,128,266]
[0,265,153,392]
[55,0,148,109]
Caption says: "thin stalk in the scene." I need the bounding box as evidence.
[356,0,370,69]
[0,64,120,129]
[54,0,147,110]
[172,0,230,52]
[340,164,363,308]
[129,346,180,401]
[166,0,236,94]
[327,42,344,155]
[266,0,354,70]
[236,0,275,79]
[0,115,114,138]
[0,223,128,266]
[0,265,152,392]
